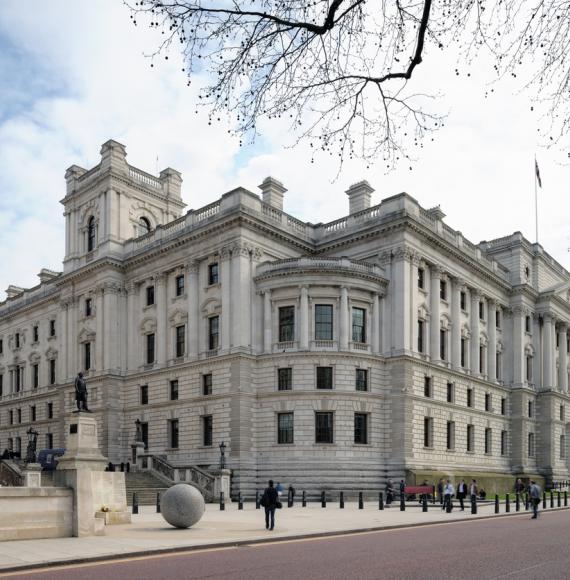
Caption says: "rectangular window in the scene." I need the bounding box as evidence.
[525,315,531,333]
[170,379,179,401]
[440,329,446,360]
[140,385,149,405]
[277,412,294,444]
[0,339,3,354]
[141,422,149,449]
[354,413,368,444]
[501,430,508,456]
[479,301,484,320]
[460,338,466,368]
[418,268,425,289]
[355,369,368,392]
[84,342,91,371]
[496,309,501,329]
[485,393,491,412]
[202,373,213,396]
[424,417,433,448]
[467,388,473,408]
[46,433,53,449]
[418,320,424,353]
[208,316,219,350]
[278,368,292,391]
[9,410,13,425]
[316,366,333,389]
[496,351,501,380]
[528,432,535,457]
[485,428,492,454]
[49,320,56,337]
[501,397,506,415]
[561,405,565,422]
[447,382,454,403]
[49,360,56,385]
[202,415,213,446]
[446,421,455,450]
[479,346,484,374]
[175,325,185,358]
[278,306,295,342]
[315,412,334,443]
[85,298,92,317]
[146,286,155,306]
[460,291,467,311]
[0,374,3,397]
[169,419,179,449]
[352,307,366,343]
[528,400,533,418]
[146,333,155,364]
[526,356,532,382]
[560,435,566,460]
[424,376,432,398]
[315,305,333,340]
[467,425,474,452]
[32,364,39,389]
[17,408,21,424]
[33,325,39,343]
[208,263,219,285]
[440,280,447,300]
[175,275,185,297]
[30,405,36,422]
[47,402,53,419]
[15,333,20,349]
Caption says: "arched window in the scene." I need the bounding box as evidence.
[87,217,96,252]
[139,216,151,236]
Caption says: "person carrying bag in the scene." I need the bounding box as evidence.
[261,480,279,530]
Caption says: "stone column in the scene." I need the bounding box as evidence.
[340,286,349,350]
[512,307,525,386]
[488,300,497,381]
[155,274,167,365]
[560,325,568,393]
[470,289,480,375]
[231,244,252,352]
[221,248,232,353]
[71,297,79,377]
[187,261,200,359]
[430,266,441,362]
[95,287,104,372]
[61,299,70,380]
[126,282,138,370]
[451,279,463,370]
[411,255,420,355]
[553,321,558,389]
[263,290,272,353]
[372,293,381,354]
[392,248,412,355]
[543,314,553,389]
[299,285,309,350]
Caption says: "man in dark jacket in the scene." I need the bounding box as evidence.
[457,479,467,511]
[262,480,279,530]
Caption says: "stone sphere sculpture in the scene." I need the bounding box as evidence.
[161,484,205,529]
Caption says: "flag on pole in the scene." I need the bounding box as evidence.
[535,158,542,188]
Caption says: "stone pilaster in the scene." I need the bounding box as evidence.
[430,266,441,362]
[155,273,167,366]
[559,324,568,393]
[220,247,232,353]
[543,314,554,389]
[231,244,252,352]
[451,278,463,371]
[339,286,349,351]
[488,300,497,381]
[512,306,525,387]
[187,261,200,359]
[299,285,309,350]
[263,289,272,353]
[470,289,480,376]
[372,293,381,355]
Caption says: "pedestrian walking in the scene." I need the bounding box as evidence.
[529,480,541,519]
[515,478,525,496]
[260,480,280,530]
[386,480,394,506]
[399,479,405,502]
[443,479,455,512]
[437,478,445,505]
[457,479,467,511]
[469,479,478,505]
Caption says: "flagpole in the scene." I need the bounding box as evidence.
[534,156,539,244]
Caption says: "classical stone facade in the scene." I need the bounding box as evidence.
[1,139,569,496]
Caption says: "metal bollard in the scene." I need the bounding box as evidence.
[565,491,568,507]
[359,492,364,510]
[156,491,161,514]
[558,492,561,508]
[340,491,344,509]
[220,492,225,511]
[505,493,510,513]
[238,492,243,510]
[542,492,547,509]
[400,493,406,512]
[446,497,452,513]
[379,492,384,510]
[302,490,307,507]
[132,492,139,515]
[255,490,260,509]
[550,491,554,508]
[494,494,499,514]
[515,492,520,512]
[471,495,477,514]
[321,491,326,508]
[422,493,428,513]
[525,493,529,511]
[288,488,293,508]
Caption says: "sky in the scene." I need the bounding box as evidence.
[0,0,568,300]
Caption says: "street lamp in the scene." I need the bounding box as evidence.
[219,441,226,470]
[25,427,39,464]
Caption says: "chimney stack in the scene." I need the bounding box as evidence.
[346,181,374,214]
[259,177,287,211]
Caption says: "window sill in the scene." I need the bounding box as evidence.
[171,294,187,303]
[423,446,434,450]
[47,335,57,341]
[143,304,156,311]
[446,449,456,453]
[205,283,221,291]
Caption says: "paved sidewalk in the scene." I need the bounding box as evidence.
[0,501,565,573]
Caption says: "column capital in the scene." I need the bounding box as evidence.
[558,322,568,333]
[470,288,480,301]
[186,260,199,274]
[220,246,232,261]
[430,264,443,278]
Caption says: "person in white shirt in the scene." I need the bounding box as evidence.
[443,480,455,512]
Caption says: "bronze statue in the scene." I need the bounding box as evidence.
[74,371,91,412]
[25,427,38,463]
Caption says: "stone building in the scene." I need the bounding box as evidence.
[1,139,569,496]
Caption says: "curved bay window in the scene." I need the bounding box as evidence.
[87,217,96,252]
[139,216,151,236]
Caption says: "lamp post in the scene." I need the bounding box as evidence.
[25,427,39,464]
[219,441,226,470]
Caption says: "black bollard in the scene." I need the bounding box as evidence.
[288,488,293,508]
[238,492,243,510]
[120,462,124,472]
[565,491,568,507]
[525,493,529,511]
[446,497,452,513]
[422,493,428,513]
[515,492,520,512]
[432,486,436,504]
[379,492,384,510]
[542,492,547,509]
[400,493,406,511]
[505,493,510,513]
[126,462,130,473]
[302,490,307,507]
[340,491,344,509]
[550,491,554,508]
[558,492,561,508]
[494,494,499,514]
[359,492,364,510]
[220,492,225,511]
[321,491,326,508]
[471,495,477,514]
[255,490,260,509]
[156,491,161,514]
[132,492,139,515]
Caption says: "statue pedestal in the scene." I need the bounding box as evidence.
[23,463,42,488]
[209,468,232,502]
[55,414,130,537]
[131,442,145,467]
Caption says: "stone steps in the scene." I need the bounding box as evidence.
[125,471,171,505]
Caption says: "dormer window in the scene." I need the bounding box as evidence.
[87,217,96,252]
[139,217,152,236]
